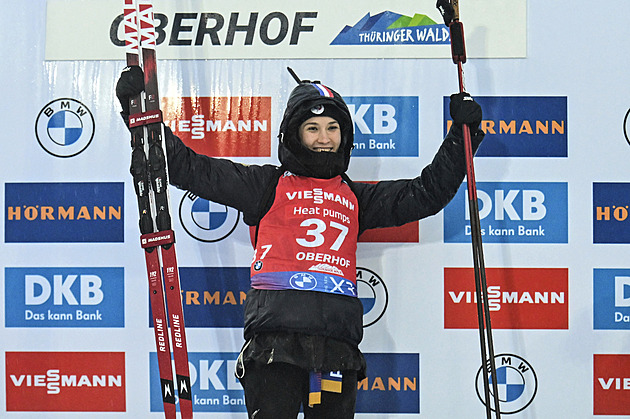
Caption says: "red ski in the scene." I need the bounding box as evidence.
[123,1,193,417]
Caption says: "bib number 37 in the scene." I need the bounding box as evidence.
[296,218,348,251]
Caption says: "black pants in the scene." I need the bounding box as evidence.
[238,361,357,419]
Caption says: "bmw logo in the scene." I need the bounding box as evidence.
[35,98,94,157]
[624,108,630,146]
[289,272,317,290]
[356,267,388,327]
[476,353,537,414]
[178,192,240,242]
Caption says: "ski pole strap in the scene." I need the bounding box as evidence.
[449,21,466,64]
[436,0,466,63]
[308,371,343,407]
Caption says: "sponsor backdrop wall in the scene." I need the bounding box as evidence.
[1,0,628,417]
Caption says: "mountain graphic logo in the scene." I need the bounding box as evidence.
[331,11,450,45]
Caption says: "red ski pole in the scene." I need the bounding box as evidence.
[437,1,501,417]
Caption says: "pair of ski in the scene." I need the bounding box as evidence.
[438,1,501,418]
[123,0,193,418]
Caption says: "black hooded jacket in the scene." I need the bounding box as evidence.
[164,121,484,355]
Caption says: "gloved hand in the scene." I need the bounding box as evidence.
[115,65,145,115]
[436,0,455,26]
[450,92,482,130]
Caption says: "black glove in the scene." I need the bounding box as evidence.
[115,65,145,115]
[436,0,455,26]
[450,92,482,130]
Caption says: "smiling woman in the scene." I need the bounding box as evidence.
[116,64,484,419]
[299,116,341,153]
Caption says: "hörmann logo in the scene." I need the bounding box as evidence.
[355,353,419,414]
[594,269,630,330]
[444,96,568,157]
[593,183,630,243]
[6,352,126,412]
[445,267,568,329]
[5,267,124,328]
[162,96,271,157]
[5,182,124,243]
[594,354,630,415]
[444,182,568,244]
[169,267,250,328]
[346,96,419,157]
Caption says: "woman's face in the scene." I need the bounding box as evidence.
[299,116,341,153]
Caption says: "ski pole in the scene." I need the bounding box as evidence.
[437,1,501,417]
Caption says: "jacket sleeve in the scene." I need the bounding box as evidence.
[163,125,277,225]
[354,126,484,233]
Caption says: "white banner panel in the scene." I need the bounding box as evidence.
[45,0,527,60]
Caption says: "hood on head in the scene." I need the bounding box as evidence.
[278,76,354,179]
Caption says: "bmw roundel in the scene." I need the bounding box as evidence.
[35,98,94,157]
[179,192,240,242]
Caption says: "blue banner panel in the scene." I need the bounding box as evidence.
[5,182,124,243]
[443,96,568,157]
[444,182,568,244]
[5,267,124,328]
[593,183,630,244]
[150,352,245,413]
[178,267,251,328]
[594,268,630,330]
[346,96,419,157]
[355,353,420,414]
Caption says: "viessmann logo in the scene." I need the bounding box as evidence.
[444,267,568,329]
[6,352,126,412]
[594,354,630,415]
[162,96,271,157]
